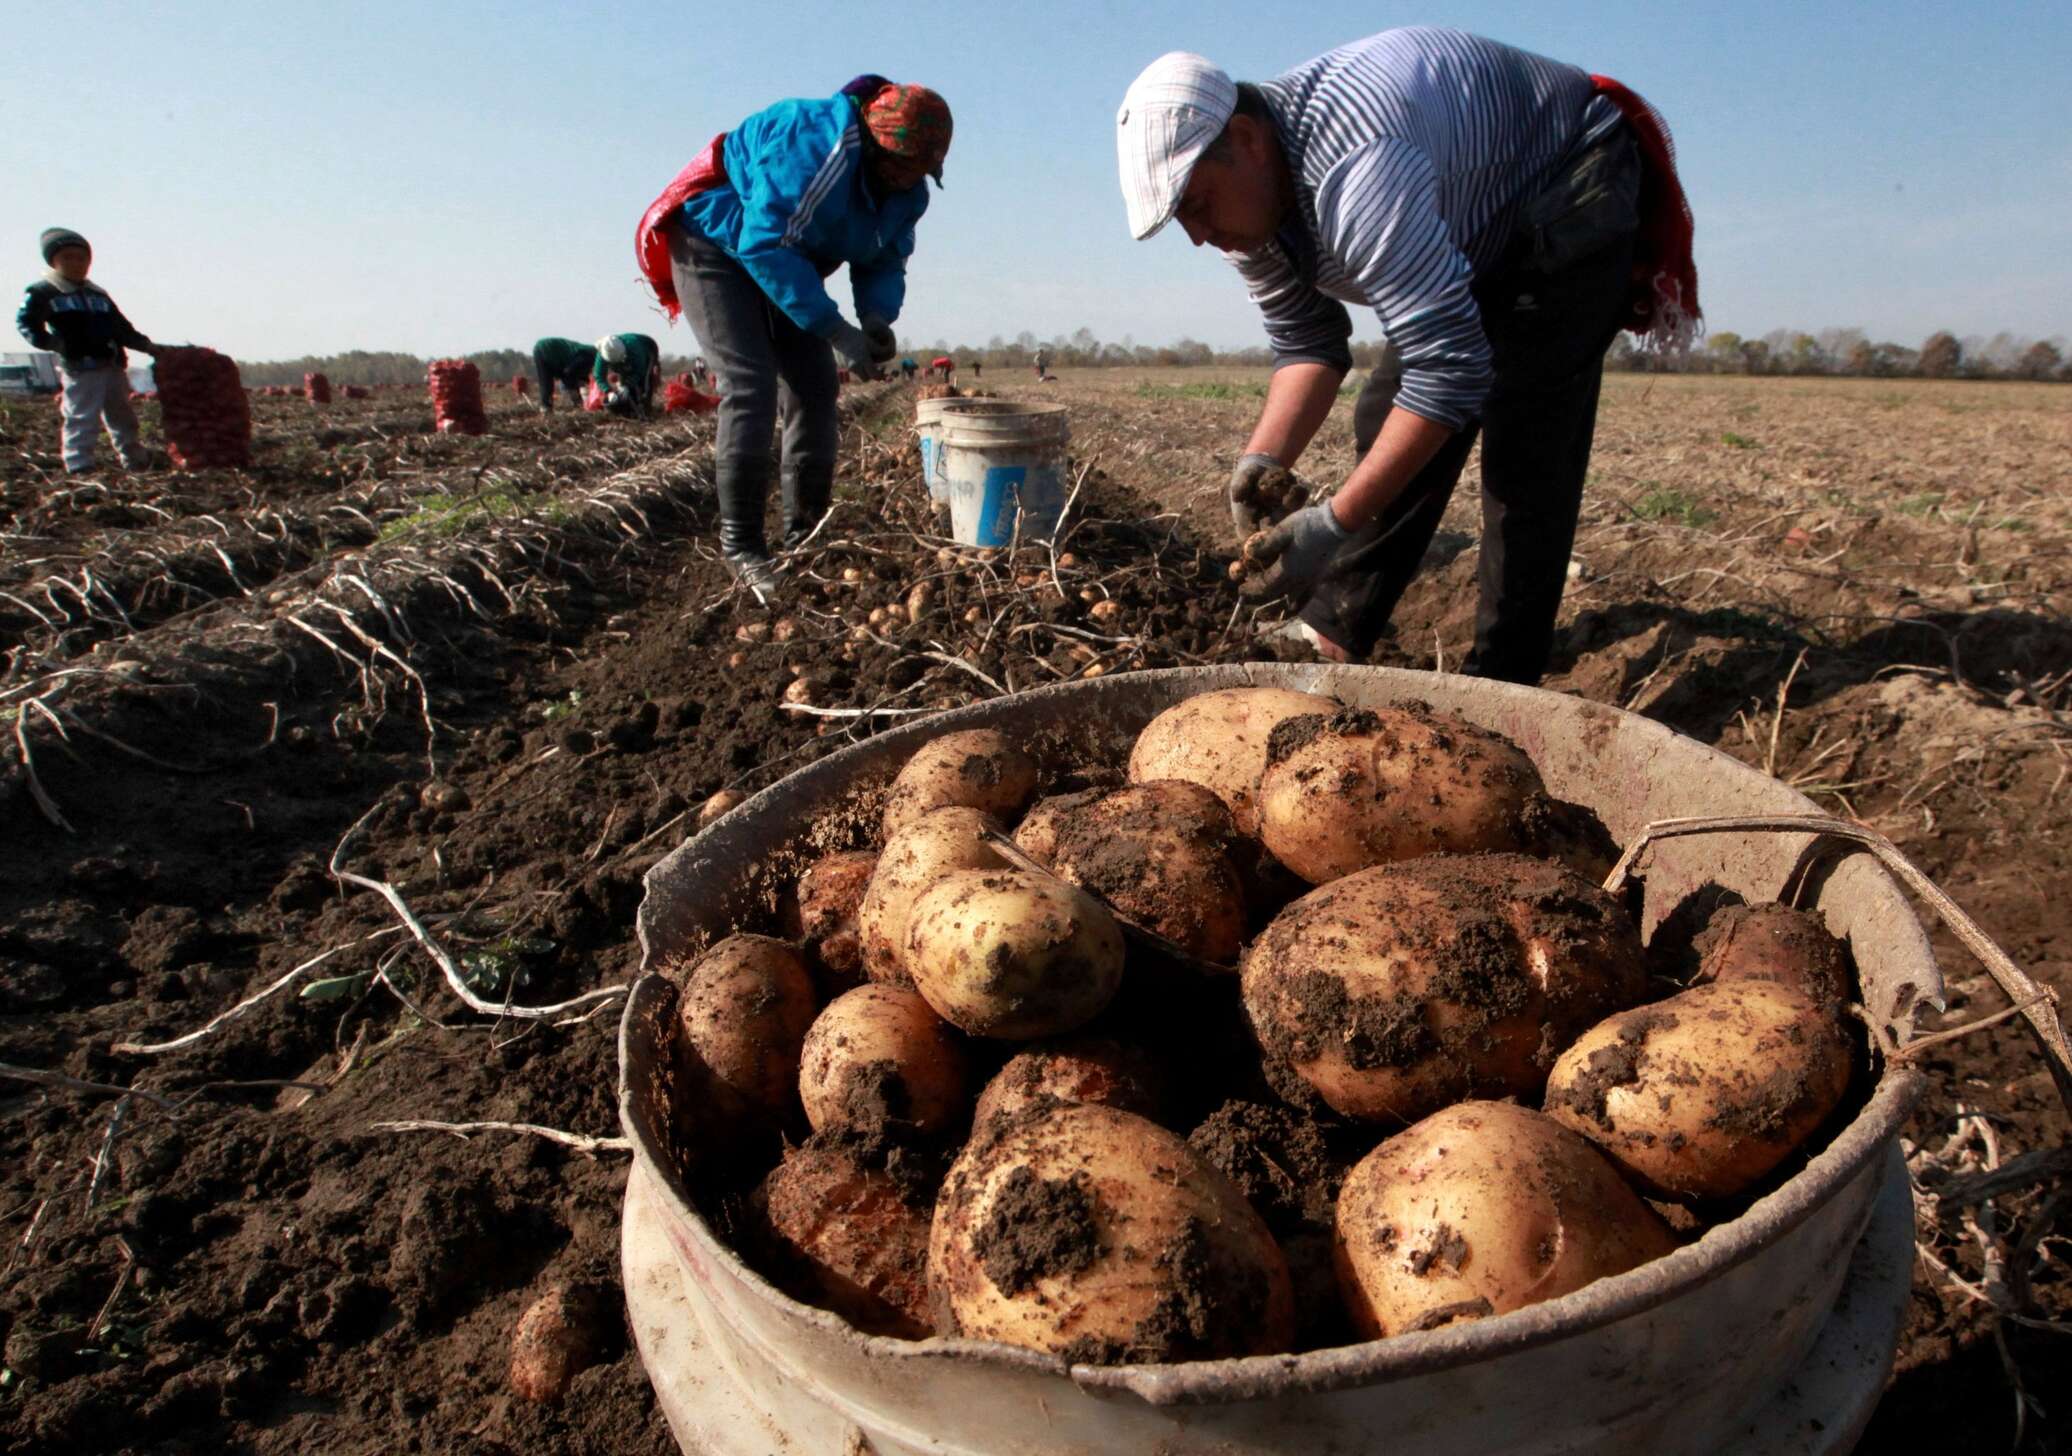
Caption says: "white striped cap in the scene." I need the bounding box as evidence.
[1116,52,1237,240]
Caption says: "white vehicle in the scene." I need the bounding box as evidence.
[0,351,60,397]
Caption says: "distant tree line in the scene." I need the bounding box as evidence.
[236,347,703,389]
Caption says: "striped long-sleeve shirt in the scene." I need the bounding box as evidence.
[1239,28,1621,428]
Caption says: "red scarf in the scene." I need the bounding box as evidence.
[635,133,729,321]
[1590,76,1701,351]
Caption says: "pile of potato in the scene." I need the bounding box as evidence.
[664,689,1861,1362]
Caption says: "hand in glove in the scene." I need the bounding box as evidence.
[1227,453,1309,536]
[827,320,884,380]
[1239,500,1353,607]
[859,313,899,364]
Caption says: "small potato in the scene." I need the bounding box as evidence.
[508,1283,614,1403]
[1128,686,1339,836]
[1241,854,1646,1124]
[1256,705,1547,884]
[858,807,1008,987]
[1335,1101,1677,1338]
[1692,903,1852,1015]
[881,729,1041,838]
[972,1037,1164,1126]
[793,850,877,985]
[1048,783,1247,964]
[928,1102,1295,1361]
[1544,980,1854,1200]
[696,788,746,832]
[759,1140,935,1338]
[903,869,1124,1039]
[675,935,819,1123]
[800,985,971,1139]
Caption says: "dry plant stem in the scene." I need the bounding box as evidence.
[365,1119,630,1156]
[1603,813,2072,1116]
[87,1237,137,1343]
[1925,1146,2072,1211]
[113,927,405,1055]
[328,803,626,1020]
[85,1094,131,1209]
[0,1061,177,1112]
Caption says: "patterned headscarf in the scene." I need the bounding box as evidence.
[859,83,952,183]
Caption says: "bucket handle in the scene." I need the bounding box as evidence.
[1603,813,2072,1117]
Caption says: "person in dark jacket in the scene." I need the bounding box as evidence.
[531,336,598,412]
[636,76,951,601]
[17,228,161,474]
[594,332,661,418]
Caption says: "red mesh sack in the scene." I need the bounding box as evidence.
[154,347,253,470]
[304,371,332,405]
[427,359,488,435]
[663,374,721,414]
[581,380,606,412]
[512,374,530,395]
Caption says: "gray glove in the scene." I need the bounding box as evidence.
[1228,453,1310,536]
[859,313,899,365]
[827,320,883,379]
[1241,501,1353,607]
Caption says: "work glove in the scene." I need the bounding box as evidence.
[1227,453,1309,537]
[827,320,884,380]
[859,313,899,365]
[1240,500,1353,608]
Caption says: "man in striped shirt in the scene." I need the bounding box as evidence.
[1119,29,1686,683]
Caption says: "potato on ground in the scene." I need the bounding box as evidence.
[1335,1101,1677,1338]
[881,729,1040,838]
[1127,686,1340,836]
[1241,853,1646,1123]
[758,1139,935,1338]
[1256,705,1547,884]
[858,807,1007,987]
[1544,980,1854,1200]
[1692,902,1852,1015]
[509,1283,616,1403]
[800,984,971,1139]
[928,1101,1295,1361]
[972,1037,1165,1126]
[903,869,1124,1039]
[675,934,819,1123]
[1041,781,1248,964]
[791,850,877,987]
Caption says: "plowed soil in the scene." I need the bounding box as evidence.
[2,369,2065,1453]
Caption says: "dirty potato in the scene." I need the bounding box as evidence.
[758,1139,935,1338]
[791,850,877,987]
[972,1037,1166,1126]
[675,934,819,1124]
[928,1102,1295,1361]
[1692,902,1853,1015]
[799,984,971,1139]
[857,807,1008,987]
[880,729,1040,838]
[1543,980,1854,1200]
[1127,686,1341,836]
[1240,854,1646,1124]
[1256,705,1548,885]
[1044,782,1248,964]
[903,870,1124,1039]
[1335,1101,1677,1338]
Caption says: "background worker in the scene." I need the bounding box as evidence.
[1033,346,1049,379]
[1118,29,1697,684]
[531,336,597,412]
[17,228,161,474]
[636,75,951,600]
[900,356,918,381]
[594,332,661,417]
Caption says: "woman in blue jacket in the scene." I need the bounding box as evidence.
[638,77,952,600]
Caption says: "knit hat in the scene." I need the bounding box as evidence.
[861,84,952,183]
[40,228,89,264]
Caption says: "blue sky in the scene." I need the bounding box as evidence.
[5,1,2067,360]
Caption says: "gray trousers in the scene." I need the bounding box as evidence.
[667,226,840,555]
[59,364,145,473]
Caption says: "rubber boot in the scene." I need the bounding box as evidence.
[780,462,834,552]
[716,462,781,604]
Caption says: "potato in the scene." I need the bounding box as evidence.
[1335,1101,1677,1338]
[675,934,819,1123]
[793,850,876,986]
[1240,853,1646,1123]
[1045,782,1248,964]
[928,1102,1295,1361]
[881,729,1040,838]
[972,1037,1164,1126]
[800,984,971,1139]
[1517,794,1621,883]
[1128,686,1339,836]
[858,807,1008,987]
[1692,902,1852,1014]
[904,870,1125,1039]
[758,1140,935,1338]
[1543,980,1854,1200]
[1009,788,1105,865]
[508,1283,614,1403]
[1256,705,1547,885]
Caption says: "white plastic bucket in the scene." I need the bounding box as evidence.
[913,398,1022,504]
[939,404,1070,545]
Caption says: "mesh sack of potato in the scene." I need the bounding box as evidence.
[153,347,253,470]
[427,358,488,435]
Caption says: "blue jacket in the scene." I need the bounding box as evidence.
[680,93,928,338]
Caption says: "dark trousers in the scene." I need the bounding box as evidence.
[668,226,840,555]
[1303,131,1641,685]
[532,346,589,411]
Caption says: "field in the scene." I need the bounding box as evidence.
[1,368,2067,1453]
